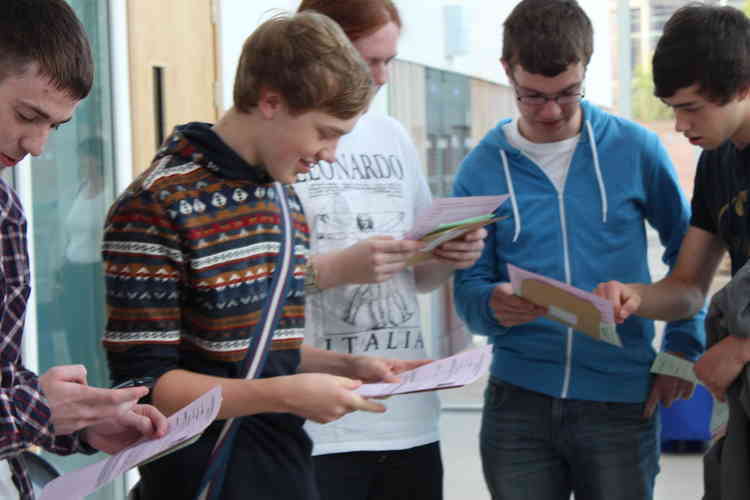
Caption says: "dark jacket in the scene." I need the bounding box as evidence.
[703,260,750,500]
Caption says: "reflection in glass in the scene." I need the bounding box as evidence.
[28,2,123,498]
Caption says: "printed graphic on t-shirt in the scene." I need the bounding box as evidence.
[717,189,750,269]
[297,114,440,455]
[296,156,424,356]
[312,209,405,240]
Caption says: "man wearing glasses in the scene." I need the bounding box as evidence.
[452,1,703,499]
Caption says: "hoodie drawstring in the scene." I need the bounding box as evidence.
[500,150,522,242]
[586,120,608,224]
[499,119,609,242]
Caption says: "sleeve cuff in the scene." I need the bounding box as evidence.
[72,430,98,455]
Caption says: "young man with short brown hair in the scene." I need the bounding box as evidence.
[0,1,167,498]
[102,11,424,500]
[454,1,704,499]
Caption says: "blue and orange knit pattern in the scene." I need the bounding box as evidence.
[102,130,308,362]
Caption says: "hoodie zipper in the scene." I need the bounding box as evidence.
[501,115,606,400]
[558,189,573,398]
[514,151,575,399]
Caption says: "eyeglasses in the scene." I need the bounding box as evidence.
[514,87,585,107]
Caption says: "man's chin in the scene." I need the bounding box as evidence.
[696,139,721,151]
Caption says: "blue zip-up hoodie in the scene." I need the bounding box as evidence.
[453,101,705,403]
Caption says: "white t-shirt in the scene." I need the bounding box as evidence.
[294,112,440,455]
[503,120,580,194]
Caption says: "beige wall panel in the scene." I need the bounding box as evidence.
[470,79,516,148]
[388,60,428,174]
[128,0,218,175]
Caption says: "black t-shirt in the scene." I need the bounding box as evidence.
[691,140,750,275]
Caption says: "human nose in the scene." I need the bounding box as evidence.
[317,147,336,164]
[537,97,562,118]
[319,136,344,164]
[371,62,389,87]
[20,127,51,157]
[674,111,690,134]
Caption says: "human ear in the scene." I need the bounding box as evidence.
[257,88,284,119]
[501,59,513,81]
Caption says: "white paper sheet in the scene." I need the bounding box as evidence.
[404,195,509,241]
[40,386,223,500]
[650,352,700,385]
[710,399,729,438]
[356,345,493,398]
[419,223,487,252]
[650,352,698,399]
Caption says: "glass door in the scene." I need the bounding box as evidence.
[25,1,122,498]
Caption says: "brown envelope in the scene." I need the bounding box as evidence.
[520,278,604,341]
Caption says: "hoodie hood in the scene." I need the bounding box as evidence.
[486,101,608,243]
[160,122,274,184]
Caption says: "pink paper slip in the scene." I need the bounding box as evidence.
[356,345,492,397]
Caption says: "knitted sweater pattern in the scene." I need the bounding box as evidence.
[102,130,308,361]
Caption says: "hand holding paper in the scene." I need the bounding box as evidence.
[82,403,168,455]
[646,352,699,418]
[355,345,492,398]
[334,236,423,284]
[404,196,508,241]
[429,226,488,269]
[593,279,642,324]
[40,386,223,500]
[405,195,507,266]
[278,373,386,424]
[349,356,433,383]
[490,282,547,327]
[507,264,622,347]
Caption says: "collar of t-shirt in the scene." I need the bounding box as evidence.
[503,119,580,194]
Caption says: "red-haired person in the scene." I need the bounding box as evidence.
[295,2,487,499]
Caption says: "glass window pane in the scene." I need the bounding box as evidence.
[27,2,123,498]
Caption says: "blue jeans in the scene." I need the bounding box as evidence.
[480,378,659,500]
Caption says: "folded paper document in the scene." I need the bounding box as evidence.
[40,386,222,500]
[711,399,729,439]
[405,195,509,241]
[507,264,622,347]
[405,195,509,265]
[650,352,698,398]
[650,352,700,385]
[356,345,492,398]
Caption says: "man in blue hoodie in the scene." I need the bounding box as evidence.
[452,1,704,499]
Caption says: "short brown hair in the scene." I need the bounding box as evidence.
[0,0,93,100]
[502,0,593,77]
[233,11,372,119]
[297,0,401,42]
